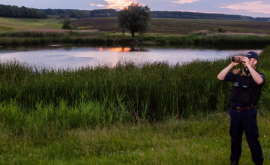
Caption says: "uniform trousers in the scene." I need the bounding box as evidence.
[229,108,264,164]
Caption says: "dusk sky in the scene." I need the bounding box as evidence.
[1,0,270,17]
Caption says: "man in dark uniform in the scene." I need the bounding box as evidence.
[217,51,266,165]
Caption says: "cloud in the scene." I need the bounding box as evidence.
[105,0,134,9]
[221,1,270,14]
[172,0,200,4]
[90,0,134,9]
[90,3,106,7]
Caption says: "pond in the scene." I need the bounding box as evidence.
[0,46,261,69]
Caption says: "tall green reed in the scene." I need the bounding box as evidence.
[0,46,269,133]
[0,58,235,120]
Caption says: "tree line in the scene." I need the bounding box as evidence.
[40,9,118,18]
[40,9,91,19]
[1,3,269,22]
[0,4,48,18]
[151,11,270,21]
[41,8,270,22]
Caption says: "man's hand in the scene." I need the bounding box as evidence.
[230,61,240,67]
[240,57,264,85]
[239,57,250,67]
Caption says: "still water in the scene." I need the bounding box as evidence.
[0,46,261,69]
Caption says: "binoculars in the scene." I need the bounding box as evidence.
[231,56,244,63]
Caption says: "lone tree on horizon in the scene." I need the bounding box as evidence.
[118,3,151,37]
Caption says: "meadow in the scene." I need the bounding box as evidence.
[1,17,270,48]
[0,17,62,32]
[72,17,270,35]
[1,16,270,164]
[4,17,270,35]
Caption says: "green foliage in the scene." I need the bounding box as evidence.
[0,31,65,37]
[89,9,118,17]
[41,9,91,18]
[42,8,270,21]
[0,4,48,18]
[256,47,270,112]
[59,14,66,19]
[62,18,75,30]
[218,27,226,33]
[68,11,90,19]
[118,9,128,36]
[150,11,270,21]
[118,3,151,37]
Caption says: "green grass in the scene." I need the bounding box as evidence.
[1,112,270,164]
[0,17,62,32]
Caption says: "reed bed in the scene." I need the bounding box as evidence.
[142,34,270,48]
[0,35,136,46]
[0,46,270,135]
[0,59,230,118]
[1,33,270,49]
[0,29,101,38]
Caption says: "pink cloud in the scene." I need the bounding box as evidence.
[172,0,200,4]
[221,1,270,14]
[105,0,134,9]
[90,0,135,9]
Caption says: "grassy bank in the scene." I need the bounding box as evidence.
[1,112,270,164]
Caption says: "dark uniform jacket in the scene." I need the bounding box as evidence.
[223,69,266,107]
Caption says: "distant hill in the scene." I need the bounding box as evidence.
[151,11,270,22]
[41,8,270,22]
[0,4,48,18]
[40,9,118,19]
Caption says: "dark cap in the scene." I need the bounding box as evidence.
[245,51,258,60]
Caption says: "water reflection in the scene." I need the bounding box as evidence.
[107,47,147,52]
[0,46,261,69]
[108,47,131,52]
